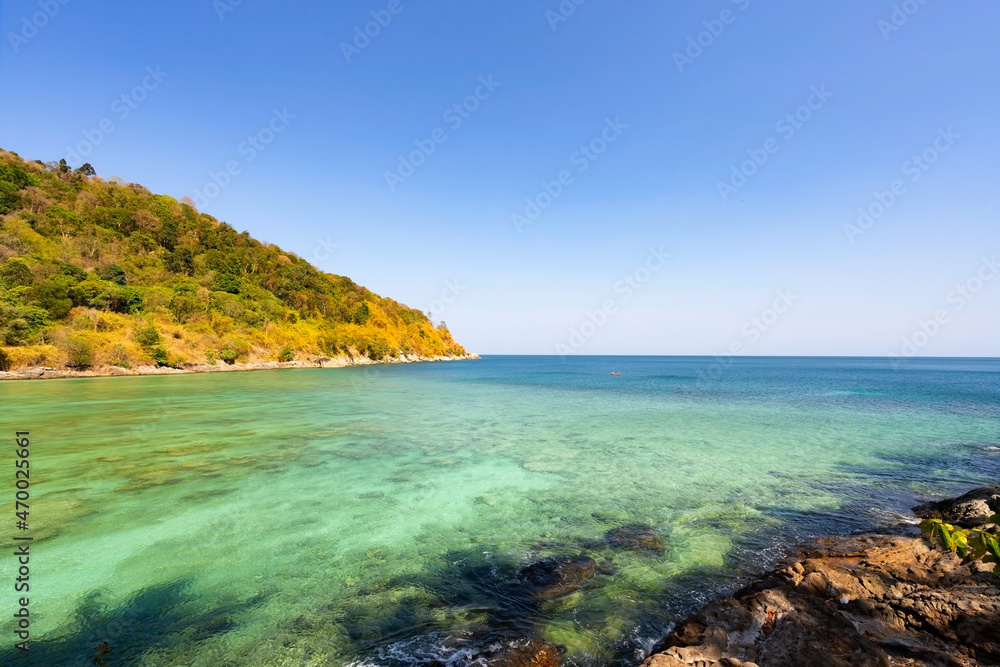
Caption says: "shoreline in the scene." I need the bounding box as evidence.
[0,352,480,381]
[639,486,1000,667]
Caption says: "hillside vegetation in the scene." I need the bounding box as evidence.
[0,149,466,372]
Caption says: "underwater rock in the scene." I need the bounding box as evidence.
[605,524,666,554]
[515,556,597,601]
[913,486,1000,528]
[483,638,564,666]
[94,641,111,666]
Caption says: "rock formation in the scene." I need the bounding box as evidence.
[640,487,1000,667]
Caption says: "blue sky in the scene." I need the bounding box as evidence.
[2,0,998,356]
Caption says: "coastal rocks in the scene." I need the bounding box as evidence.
[606,524,666,554]
[515,556,597,601]
[913,486,1000,528]
[640,532,1000,667]
[0,353,480,380]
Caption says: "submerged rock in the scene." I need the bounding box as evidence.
[515,556,597,601]
[483,638,564,666]
[640,532,1000,667]
[605,524,666,554]
[913,486,1000,528]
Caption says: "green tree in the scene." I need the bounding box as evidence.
[28,278,73,320]
[352,302,370,325]
[366,334,391,360]
[148,345,169,366]
[214,273,241,295]
[65,336,94,369]
[0,161,33,214]
[166,248,194,275]
[168,294,199,323]
[95,264,127,285]
[134,322,163,349]
[0,260,33,288]
[0,181,18,214]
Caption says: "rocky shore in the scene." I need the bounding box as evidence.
[640,487,1000,667]
[0,352,479,381]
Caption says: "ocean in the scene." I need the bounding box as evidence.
[2,356,997,666]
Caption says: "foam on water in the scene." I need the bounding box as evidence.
[1,356,997,666]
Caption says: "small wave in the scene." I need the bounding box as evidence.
[359,633,495,667]
[632,623,674,662]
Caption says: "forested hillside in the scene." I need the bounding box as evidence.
[0,149,466,372]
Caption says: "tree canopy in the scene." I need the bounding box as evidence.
[0,149,466,370]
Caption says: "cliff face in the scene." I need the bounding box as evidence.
[641,489,1000,667]
[0,149,468,373]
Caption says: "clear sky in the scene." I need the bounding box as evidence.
[2,0,997,357]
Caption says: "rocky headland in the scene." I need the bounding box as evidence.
[640,486,1000,667]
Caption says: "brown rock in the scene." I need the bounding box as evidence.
[913,486,1000,528]
[640,533,1000,667]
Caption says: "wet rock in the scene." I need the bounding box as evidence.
[483,638,564,666]
[913,486,1000,528]
[605,524,666,554]
[641,532,1000,667]
[515,556,597,601]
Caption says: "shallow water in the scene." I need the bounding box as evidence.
[1,356,997,666]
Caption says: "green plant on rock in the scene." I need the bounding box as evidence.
[278,344,294,362]
[218,347,238,365]
[920,515,1000,575]
[0,347,11,372]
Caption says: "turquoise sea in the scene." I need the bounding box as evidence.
[1,356,998,666]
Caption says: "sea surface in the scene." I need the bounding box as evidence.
[1,356,997,666]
